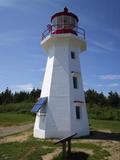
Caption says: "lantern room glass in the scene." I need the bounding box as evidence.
[52,15,78,32]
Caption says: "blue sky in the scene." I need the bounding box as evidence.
[0,0,120,94]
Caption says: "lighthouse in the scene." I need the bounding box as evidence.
[31,7,89,138]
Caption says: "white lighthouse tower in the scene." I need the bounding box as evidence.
[32,7,89,138]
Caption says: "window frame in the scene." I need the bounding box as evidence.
[76,106,80,119]
[73,76,78,89]
[71,51,76,59]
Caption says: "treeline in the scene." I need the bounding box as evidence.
[0,88,120,120]
[85,89,120,121]
[0,88,41,105]
[85,89,120,108]
[0,88,120,108]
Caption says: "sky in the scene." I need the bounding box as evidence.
[0,0,120,94]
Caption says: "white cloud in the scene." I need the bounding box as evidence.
[93,41,107,50]
[99,74,120,80]
[89,39,118,54]
[96,83,120,88]
[0,30,38,47]
[14,83,33,91]
[108,83,120,87]
[83,82,89,90]
[96,84,104,87]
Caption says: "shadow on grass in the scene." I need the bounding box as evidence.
[66,152,89,160]
[88,131,120,141]
[53,152,89,160]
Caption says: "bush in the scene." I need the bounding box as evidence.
[0,102,34,114]
[87,103,120,121]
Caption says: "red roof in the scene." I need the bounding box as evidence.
[51,7,79,22]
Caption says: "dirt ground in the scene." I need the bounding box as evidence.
[0,126,120,160]
[74,139,120,160]
[0,130,32,144]
[0,123,33,138]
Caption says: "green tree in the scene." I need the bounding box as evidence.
[29,88,41,102]
[13,91,29,103]
[85,89,107,107]
[1,88,13,104]
[108,91,120,108]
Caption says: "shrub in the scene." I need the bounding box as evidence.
[0,102,34,114]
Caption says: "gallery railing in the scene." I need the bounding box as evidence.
[42,24,86,40]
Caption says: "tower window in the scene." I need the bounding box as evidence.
[71,51,75,59]
[73,76,78,89]
[76,106,80,119]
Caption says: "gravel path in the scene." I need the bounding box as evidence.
[42,148,61,160]
[73,139,120,160]
[0,123,33,138]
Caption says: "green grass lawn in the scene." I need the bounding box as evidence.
[0,137,54,160]
[53,143,110,160]
[90,119,120,133]
[0,113,35,126]
[0,112,120,133]
[0,137,110,160]
[0,115,119,160]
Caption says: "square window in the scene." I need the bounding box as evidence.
[73,76,78,89]
[76,106,80,119]
[71,51,75,59]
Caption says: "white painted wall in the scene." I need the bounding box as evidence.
[33,33,89,138]
[68,41,89,136]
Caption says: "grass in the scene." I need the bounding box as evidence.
[0,102,34,114]
[88,105,120,121]
[0,112,119,160]
[0,135,110,160]
[0,112,120,133]
[90,119,120,133]
[0,137,55,160]
[53,143,110,160]
[0,113,35,126]
[0,117,117,160]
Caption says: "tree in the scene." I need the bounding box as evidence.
[29,88,41,102]
[86,89,100,104]
[85,89,107,106]
[97,92,108,106]
[13,91,29,103]
[108,91,120,108]
[0,88,13,104]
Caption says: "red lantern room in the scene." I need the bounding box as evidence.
[51,7,78,35]
[42,7,85,40]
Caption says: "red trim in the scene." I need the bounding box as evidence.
[52,29,77,35]
[71,71,80,74]
[51,12,79,23]
[74,101,84,103]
